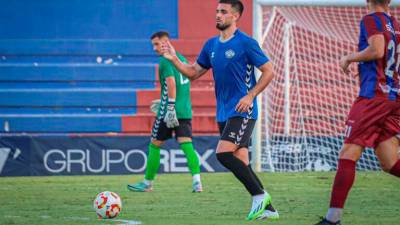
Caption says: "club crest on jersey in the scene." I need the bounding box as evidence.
[225,49,235,59]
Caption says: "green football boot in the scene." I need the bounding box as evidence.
[127,181,153,192]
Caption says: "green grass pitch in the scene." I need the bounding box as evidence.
[0,172,399,225]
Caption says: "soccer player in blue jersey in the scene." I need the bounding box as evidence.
[161,0,278,221]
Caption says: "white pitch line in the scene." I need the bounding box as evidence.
[112,219,142,225]
[4,215,21,218]
[64,216,90,221]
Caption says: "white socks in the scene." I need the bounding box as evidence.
[143,179,153,186]
[192,174,201,183]
[326,208,342,223]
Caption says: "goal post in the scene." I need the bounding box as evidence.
[251,0,400,172]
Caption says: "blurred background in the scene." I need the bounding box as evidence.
[1,1,400,225]
[0,0,252,176]
[0,0,399,176]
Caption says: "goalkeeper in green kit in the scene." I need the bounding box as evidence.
[127,31,202,193]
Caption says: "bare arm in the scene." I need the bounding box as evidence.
[165,77,176,100]
[340,34,385,73]
[235,62,274,113]
[161,40,208,80]
[248,62,274,99]
[171,58,208,81]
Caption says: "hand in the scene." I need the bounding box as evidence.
[150,99,160,114]
[161,40,177,61]
[339,55,351,74]
[235,94,254,113]
[163,99,179,128]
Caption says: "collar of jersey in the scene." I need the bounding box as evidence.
[219,29,240,43]
[368,11,390,17]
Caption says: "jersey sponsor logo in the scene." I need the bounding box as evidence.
[386,24,395,35]
[211,52,215,58]
[225,49,235,59]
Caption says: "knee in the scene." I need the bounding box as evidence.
[339,144,363,161]
[233,150,249,165]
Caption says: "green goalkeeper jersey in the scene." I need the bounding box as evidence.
[157,52,192,119]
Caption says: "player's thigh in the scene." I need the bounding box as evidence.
[217,140,239,153]
[217,117,255,153]
[175,119,192,143]
[177,137,192,143]
[151,118,173,142]
[376,102,400,143]
[151,139,164,147]
[375,136,400,172]
[216,121,235,152]
[344,97,392,148]
[339,143,364,161]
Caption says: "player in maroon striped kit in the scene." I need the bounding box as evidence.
[315,0,400,224]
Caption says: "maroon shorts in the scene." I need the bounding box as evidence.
[344,97,400,148]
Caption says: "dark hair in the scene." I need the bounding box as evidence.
[219,0,244,17]
[150,31,169,40]
[368,0,391,4]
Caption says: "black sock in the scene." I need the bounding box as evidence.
[247,165,275,211]
[248,165,264,190]
[216,152,264,196]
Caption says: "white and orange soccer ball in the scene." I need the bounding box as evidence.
[93,191,122,219]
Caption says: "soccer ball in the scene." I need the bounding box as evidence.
[93,191,122,219]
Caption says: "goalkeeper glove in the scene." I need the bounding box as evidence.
[163,98,179,128]
[150,99,160,114]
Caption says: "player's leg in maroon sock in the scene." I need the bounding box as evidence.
[325,159,356,223]
[325,142,363,223]
[329,159,356,209]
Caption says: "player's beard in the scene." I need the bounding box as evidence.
[216,22,230,31]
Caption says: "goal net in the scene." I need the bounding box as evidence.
[255,1,400,172]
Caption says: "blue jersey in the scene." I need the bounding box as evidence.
[197,29,269,122]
